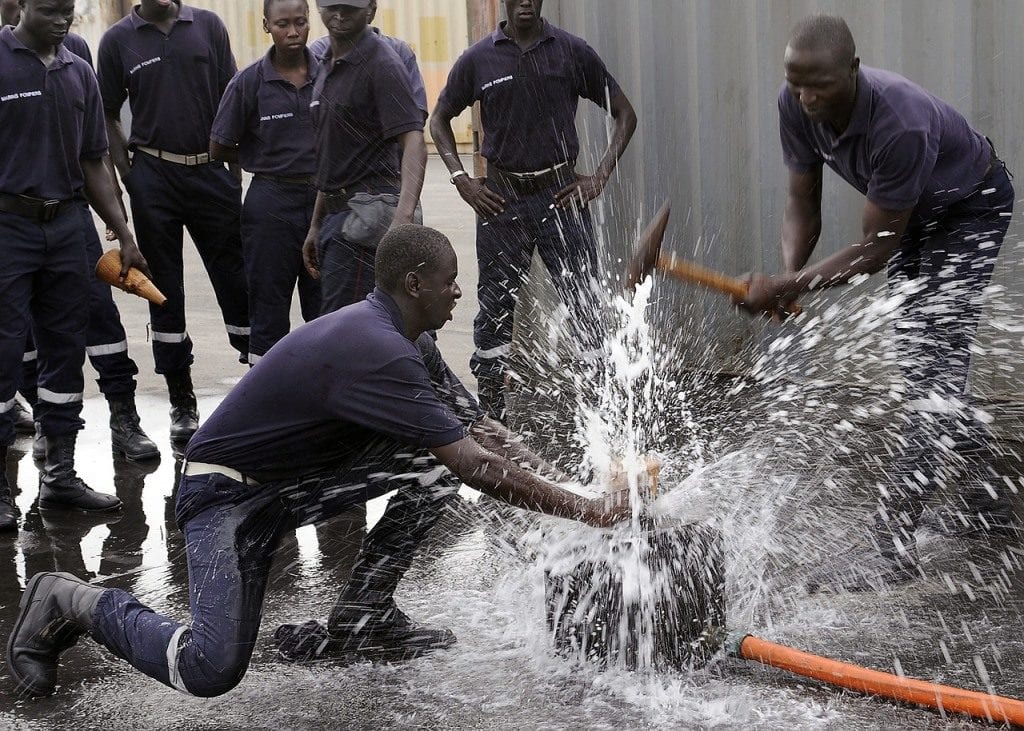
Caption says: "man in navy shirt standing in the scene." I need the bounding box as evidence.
[98,0,250,443]
[210,0,320,366]
[430,0,637,423]
[0,5,158,465]
[308,0,428,121]
[302,0,427,315]
[8,224,629,698]
[736,16,1015,589]
[0,0,150,531]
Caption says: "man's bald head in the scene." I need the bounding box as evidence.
[788,14,856,69]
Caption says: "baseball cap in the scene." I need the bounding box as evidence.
[316,0,371,8]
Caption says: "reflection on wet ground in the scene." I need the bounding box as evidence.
[0,385,1022,729]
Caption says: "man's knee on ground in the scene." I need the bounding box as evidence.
[182,662,248,698]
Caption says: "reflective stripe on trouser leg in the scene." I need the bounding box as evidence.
[124,154,194,375]
[470,189,536,381]
[81,204,138,397]
[165,625,190,693]
[183,164,249,359]
[91,475,289,697]
[19,335,38,403]
[26,211,89,438]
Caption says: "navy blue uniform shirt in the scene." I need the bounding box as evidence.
[185,289,481,480]
[779,66,992,222]
[98,1,237,154]
[210,47,318,176]
[310,28,428,117]
[435,19,620,172]
[0,26,107,199]
[63,32,92,68]
[311,28,422,192]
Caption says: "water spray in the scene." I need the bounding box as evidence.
[547,202,1024,725]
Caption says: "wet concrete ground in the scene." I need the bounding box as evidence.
[2,157,1024,728]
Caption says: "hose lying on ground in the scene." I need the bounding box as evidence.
[731,634,1024,726]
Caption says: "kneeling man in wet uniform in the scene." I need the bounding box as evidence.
[7,224,628,698]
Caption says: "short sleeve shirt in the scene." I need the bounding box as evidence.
[0,27,107,199]
[98,2,237,153]
[435,20,621,172]
[185,289,478,480]
[779,66,991,219]
[210,48,318,176]
[311,28,423,191]
[310,29,428,116]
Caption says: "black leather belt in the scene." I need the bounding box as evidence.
[489,162,572,194]
[0,193,75,222]
[256,173,315,186]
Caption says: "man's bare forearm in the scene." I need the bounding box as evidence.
[104,113,132,183]
[469,418,573,483]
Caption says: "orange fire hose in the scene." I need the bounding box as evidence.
[733,634,1024,726]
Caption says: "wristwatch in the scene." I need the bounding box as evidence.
[449,170,469,184]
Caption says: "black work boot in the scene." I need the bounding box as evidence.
[0,446,17,532]
[165,369,199,442]
[108,395,159,462]
[39,434,122,512]
[12,400,34,435]
[6,572,107,697]
[275,594,456,664]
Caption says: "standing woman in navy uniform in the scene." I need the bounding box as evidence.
[98,0,250,444]
[0,0,150,530]
[209,0,320,366]
[1,0,159,466]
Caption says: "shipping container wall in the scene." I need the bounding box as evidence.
[544,0,1024,398]
[72,0,475,147]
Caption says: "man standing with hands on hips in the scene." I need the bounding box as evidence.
[430,0,637,423]
[302,0,427,314]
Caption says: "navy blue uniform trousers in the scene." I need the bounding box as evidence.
[884,162,1015,525]
[123,152,249,374]
[470,172,602,383]
[0,205,90,446]
[241,176,320,363]
[316,184,412,315]
[20,205,139,402]
[88,440,458,697]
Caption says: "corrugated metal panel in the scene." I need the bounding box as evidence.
[72,0,474,146]
[543,0,1024,397]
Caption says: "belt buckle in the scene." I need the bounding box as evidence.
[40,199,61,222]
[185,154,198,166]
